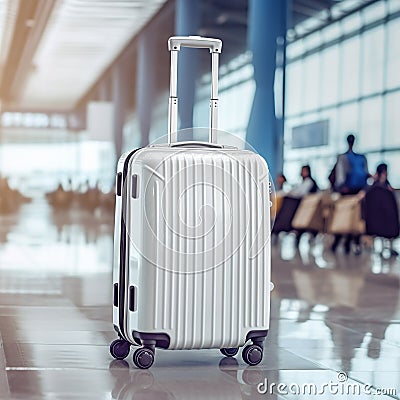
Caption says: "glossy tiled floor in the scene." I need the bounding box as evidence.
[0,199,399,399]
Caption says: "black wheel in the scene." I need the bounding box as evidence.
[242,344,263,366]
[110,339,130,360]
[220,347,239,357]
[133,347,155,369]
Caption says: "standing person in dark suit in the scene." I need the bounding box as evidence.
[334,134,369,194]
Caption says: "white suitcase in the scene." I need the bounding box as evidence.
[110,36,272,369]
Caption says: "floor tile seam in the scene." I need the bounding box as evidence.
[282,347,334,372]
[270,316,325,321]
[327,316,400,323]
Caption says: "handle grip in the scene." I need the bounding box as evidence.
[168,36,222,53]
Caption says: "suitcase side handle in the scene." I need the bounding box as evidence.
[167,36,222,145]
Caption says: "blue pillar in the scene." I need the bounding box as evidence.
[175,0,200,133]
[247,0,287,181]
[136,32,155,147]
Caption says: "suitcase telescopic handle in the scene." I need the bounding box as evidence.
[167,36,222,145]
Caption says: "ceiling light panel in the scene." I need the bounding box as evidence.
[20,0,166,110]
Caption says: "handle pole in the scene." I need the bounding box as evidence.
[167,36,222,145]
[168,50,178,144]
[209,52,219,143]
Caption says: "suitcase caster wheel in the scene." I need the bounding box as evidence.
[220,347,239,357]
[133,348,155,369]
[242,344,263,366]
[110,339,130,360]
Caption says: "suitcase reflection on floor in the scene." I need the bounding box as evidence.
[109,357,277,400]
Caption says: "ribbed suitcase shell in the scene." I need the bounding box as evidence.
[113,144,271,350]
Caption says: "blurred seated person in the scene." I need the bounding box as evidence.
[47,182,73,209]
[287,166,318,245]
[271,173,288,219]
[372,163,394,191]
[364,163,398,256]
[288,165,318,199]
[0,176,24,212]
[81,180,101,211]
[276,173,288,193]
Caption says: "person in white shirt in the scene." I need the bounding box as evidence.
[287,165,319,246]
[288,165,318,198]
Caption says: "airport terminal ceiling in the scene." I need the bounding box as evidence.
[0,0,374,115]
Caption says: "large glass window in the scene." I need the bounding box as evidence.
[358,96,383,152]
[361,26,384,96]
[285,61,304,117]
[284,111,333,162]
[389,0,400,14]
[341,36,361,101]
[386,19,400,89]
[321,22,342,43]
[284,160,303,187]
[366,152,385,178]
[381,152,400,188]
[283,2,400,188]
[304,32,322,52]
[384,91,400,147]
[313,156,337,189]
[338,103,359,143]
[319,107,340,154]
[362,1,387,24]
[341,11,362,34]
[218,79,255,135]
[0,139,115,194]
[286,39,305,60]
[320,45,339,107]
[303,54,320,112]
